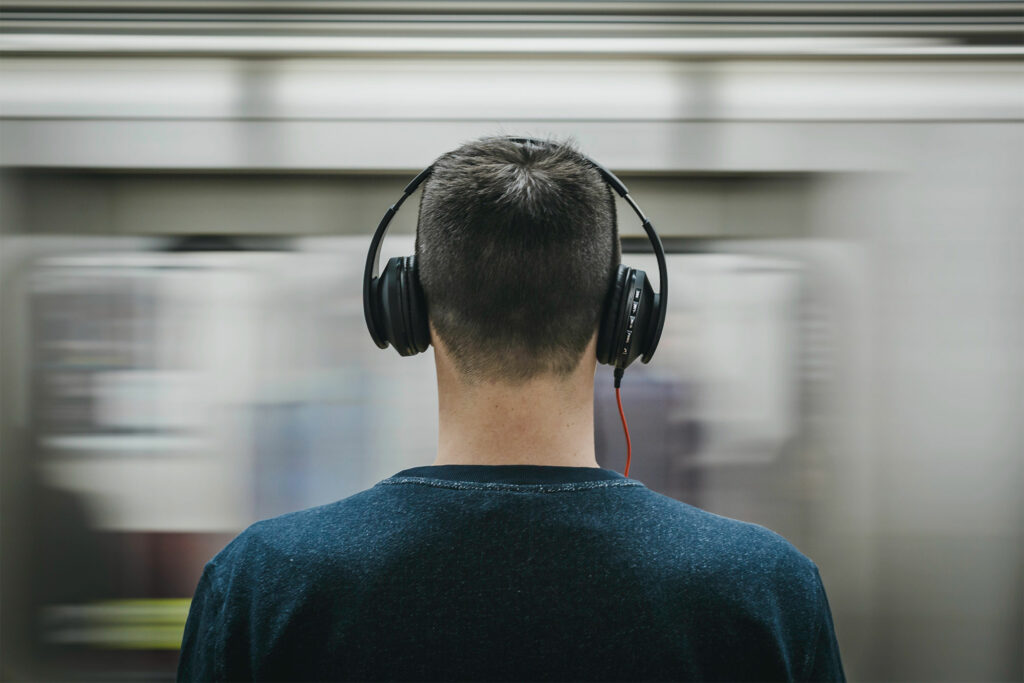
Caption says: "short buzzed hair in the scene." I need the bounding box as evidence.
[415,136,620,384]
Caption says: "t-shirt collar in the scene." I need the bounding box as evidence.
[390,464,626,486]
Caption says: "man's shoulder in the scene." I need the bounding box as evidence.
[204,486,390,584]
[639,489,820,588]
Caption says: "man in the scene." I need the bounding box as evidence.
[178,136,845,681]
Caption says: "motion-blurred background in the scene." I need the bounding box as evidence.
[1,2,1022,680]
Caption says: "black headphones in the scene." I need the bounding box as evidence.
[363,137,668,382]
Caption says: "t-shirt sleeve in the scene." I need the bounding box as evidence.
[801,568,846,682]
[177,563,251,682]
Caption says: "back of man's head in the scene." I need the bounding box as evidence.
[415,136,620,384]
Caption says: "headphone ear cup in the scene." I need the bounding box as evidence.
[378,256,430,357]
[404,256,431,354]
[597,265,631,365]
[626,270,656,368]
[378,256,408,354]
[599,265,656,370]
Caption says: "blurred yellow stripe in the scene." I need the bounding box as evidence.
[45,598,192,650]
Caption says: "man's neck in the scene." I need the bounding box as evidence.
[431,342,599,469]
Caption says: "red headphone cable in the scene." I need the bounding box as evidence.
[613,369,632,478]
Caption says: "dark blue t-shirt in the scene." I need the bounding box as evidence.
[178,465,844,681]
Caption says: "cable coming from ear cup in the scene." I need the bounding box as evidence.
[616,382,632,478]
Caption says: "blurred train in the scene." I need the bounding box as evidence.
[1,2,1022,681]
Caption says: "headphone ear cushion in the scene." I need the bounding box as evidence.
[379,256,409,354]
[404,256,431,354]
[597,265,631,365]
[367,270,387,348]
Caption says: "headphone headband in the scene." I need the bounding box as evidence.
[362,137,668,363]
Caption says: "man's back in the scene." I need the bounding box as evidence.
[179,465,844,681]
